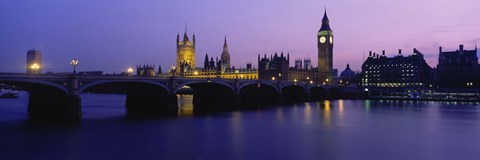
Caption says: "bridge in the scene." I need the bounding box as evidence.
[0,73,358,119]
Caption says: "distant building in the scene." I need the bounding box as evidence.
[220,36,231,73]
[258,52,290,80]
[361,49,432,88]
[26,49,42,74]
[304,58,312,70]
[176,29,196,75]
[436,45,479,88]
[339,63,356,85]
[137,65,158,76]
[294,59,302,69]
[78,71,104,76]
[318,10,334,84]
[258,53,318,82]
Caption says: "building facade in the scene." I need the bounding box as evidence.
[318,10,334,84]
[436,45,479,88]
[176,31,196,75]
[258,53,318,82]
[361,49,432,89]
[258,53,290,80]
[26,49,42,74]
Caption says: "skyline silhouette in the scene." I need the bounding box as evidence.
[0,0,479,73]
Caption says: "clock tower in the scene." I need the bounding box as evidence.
[317,10,334,84]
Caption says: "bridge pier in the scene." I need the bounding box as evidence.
[28,94,82,119]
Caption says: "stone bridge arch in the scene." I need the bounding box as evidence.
[79,80,170,93]
[281,84,309,103]
[0,79,76,118]
[175,80,235,94]
[0,79,69,95]
[238,82,280,107]
[238,82,279,94]
[175,80,237,111]
[79,80,175,115]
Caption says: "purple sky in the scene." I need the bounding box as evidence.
[0,0,479,73]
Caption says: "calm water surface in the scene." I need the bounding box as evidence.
[1,92,480,160]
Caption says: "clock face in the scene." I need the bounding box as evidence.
[329,36,333,43]
[319,36,326,43]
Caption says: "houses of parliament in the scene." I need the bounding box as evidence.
[139,10,337,84]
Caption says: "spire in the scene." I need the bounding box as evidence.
[319,8,331,31]
[183,22,189,41]
[193,33,196,45]
[185,22,188,34]
[223,35,228,49]
[176,33,180,43]
[346,63,350,69]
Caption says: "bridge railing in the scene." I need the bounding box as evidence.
[0,73,71,79]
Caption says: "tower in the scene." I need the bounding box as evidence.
[176,28,196,74]
[26,49,42,74]
[220,36,231,72]
[317,9,334,84]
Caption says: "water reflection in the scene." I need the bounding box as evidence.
[323,100,332,126]
[338,100,344,120]
[365,100,371,112]
[304,102,312,124]
[177,94,194,117]
[276,107,284,123]
[1,94,480,159]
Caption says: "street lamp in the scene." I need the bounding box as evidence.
[127,67,134,76]
[272,77,276,80]
[171,65,176,77]
[30,63,40,74]
[70,59,79,74]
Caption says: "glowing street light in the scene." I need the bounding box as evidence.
[30,63,40,70]
[170,65,176,77]
[127,67,134,75]
[70,59,79,74]
[272,77,276,80]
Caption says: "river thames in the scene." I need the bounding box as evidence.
[1,92,480,160]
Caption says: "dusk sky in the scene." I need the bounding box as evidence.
[0,0,479,73]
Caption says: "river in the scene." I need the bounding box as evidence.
[1,92,480,160]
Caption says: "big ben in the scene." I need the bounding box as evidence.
[317,10,333,84]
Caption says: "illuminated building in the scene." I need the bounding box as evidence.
[361,49,432,88]
[176,29,196,75]
[162,34,257,79]
[220,36,231,73]
[436,45,479,88]
[26,49,42,74]
[318,10,334,84]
